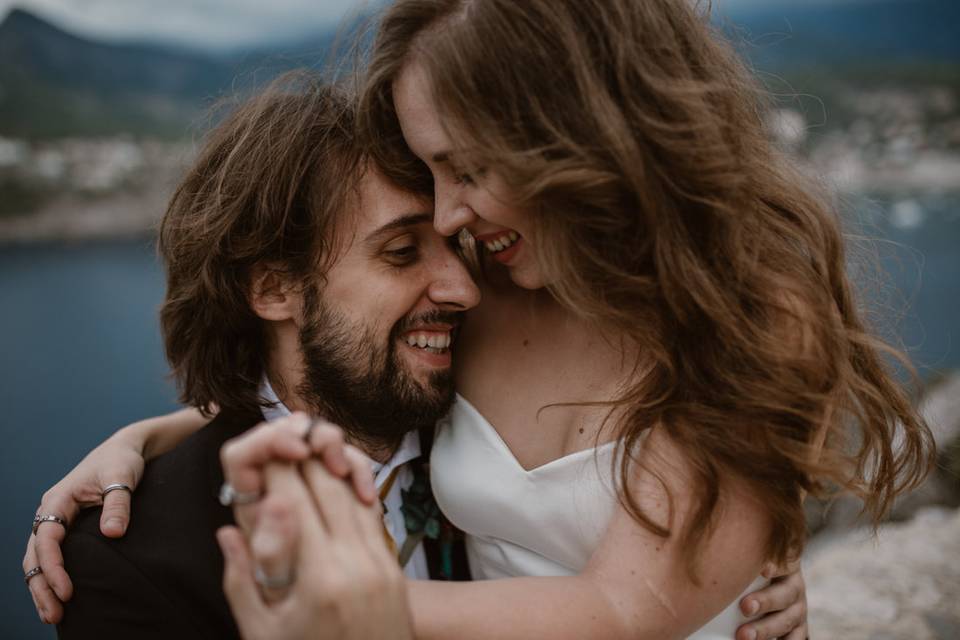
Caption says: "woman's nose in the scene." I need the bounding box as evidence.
[433,185,477,237]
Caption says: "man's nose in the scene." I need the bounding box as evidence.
[427,252,481,311]
[434,185,477,237]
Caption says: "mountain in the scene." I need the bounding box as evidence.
[0,8,342,138]
[723,0,960,70]
[0,1,957,139]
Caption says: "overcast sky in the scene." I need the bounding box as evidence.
[0,0,878,51]
[0,0,381,49]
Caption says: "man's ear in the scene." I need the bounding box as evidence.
[249,264,301,322]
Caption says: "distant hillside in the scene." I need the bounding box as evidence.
[723,0,960,70]
[0,8,341,138]
[0,1,957,139]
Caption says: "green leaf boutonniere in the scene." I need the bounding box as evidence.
[397,462,447,569]
[400,463,442,540]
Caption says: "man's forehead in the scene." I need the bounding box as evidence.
[353,169,434,237]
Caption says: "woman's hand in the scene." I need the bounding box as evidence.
[218,460,412,640]
[219,412,376,533]
[735,561,808,640]
[23,407,210,624]
[23,424,148,623]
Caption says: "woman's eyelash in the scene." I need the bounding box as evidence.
[452,164,486,186]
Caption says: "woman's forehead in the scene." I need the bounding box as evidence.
[393,62,452,160]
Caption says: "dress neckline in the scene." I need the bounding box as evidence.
[453,394,618,475]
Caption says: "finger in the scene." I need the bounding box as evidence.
[24,538,64,624]
[761,557,800,579]
[305,419,351,478]
[250,494,299,604]
[221,414,312,531]
[736,602,805,640]
[265,462,330,538]
[300,459,361,540]
[221,414,313,495]
[99,486,133,538]
[741,572,804,618]
[357,495,394,562]
[37,490,81,535]
[343,444,377,505]
[33,519,72,602]
[784,626,808,640]
[218,526,271,634]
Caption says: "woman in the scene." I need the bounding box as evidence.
[26,1,932,638]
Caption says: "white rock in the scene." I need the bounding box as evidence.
[805,507,960,640]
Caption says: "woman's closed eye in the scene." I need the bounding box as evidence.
[453,171,475,186]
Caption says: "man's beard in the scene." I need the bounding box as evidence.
[296,285,460,455]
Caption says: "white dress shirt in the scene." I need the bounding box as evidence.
[259,379,430,580]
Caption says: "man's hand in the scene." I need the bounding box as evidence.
[220,412,376,533]
[218,461,412,640]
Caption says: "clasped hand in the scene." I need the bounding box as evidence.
[217,413,412,640]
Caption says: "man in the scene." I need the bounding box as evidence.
[53,74,477,638]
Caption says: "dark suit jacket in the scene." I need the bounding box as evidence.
[58,407,468,640]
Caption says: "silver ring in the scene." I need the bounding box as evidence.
[218,482,261,507]
[32,514,67,536]
[24,566,43,584]
[254,564,295,591]
[303,419,322,445]
[101,483,132,499]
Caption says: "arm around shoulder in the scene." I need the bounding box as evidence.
[133,407,212,460]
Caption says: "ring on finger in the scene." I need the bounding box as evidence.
[302,418,324,445]
[101,483,133,499]
[32,514,67,536]
[218,482,261,507]
[24,566,43,584]
[253,564,296,591]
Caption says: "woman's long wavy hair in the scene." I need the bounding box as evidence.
[358,0,935,578]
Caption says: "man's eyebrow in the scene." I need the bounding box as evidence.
[365,212,434,242]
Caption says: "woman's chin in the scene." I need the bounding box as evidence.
[507,263,548,291]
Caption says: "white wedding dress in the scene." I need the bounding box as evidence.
[431,395,764,639]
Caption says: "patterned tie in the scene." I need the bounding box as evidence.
[378,465,401,558]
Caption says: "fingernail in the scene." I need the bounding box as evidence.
[106,517,126,533]
[216,530,234,558]
[746,599,759,616]
[746,629,757,640]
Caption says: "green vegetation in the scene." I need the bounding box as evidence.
[0,178,52,218]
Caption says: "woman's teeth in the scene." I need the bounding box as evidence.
[404,332,452,352]
[484,231,519,253]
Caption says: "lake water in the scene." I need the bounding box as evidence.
[1,195,958,638]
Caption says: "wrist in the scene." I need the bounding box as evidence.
[115,420,155,460]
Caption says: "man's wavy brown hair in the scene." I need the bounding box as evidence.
[358,0,935,577]
[159,73,365,416]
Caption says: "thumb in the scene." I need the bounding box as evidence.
[217,526,270,637]
[99,486,133,537]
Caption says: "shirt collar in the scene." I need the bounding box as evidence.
[258,376,421,489]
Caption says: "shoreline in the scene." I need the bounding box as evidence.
[2,182,957,246]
